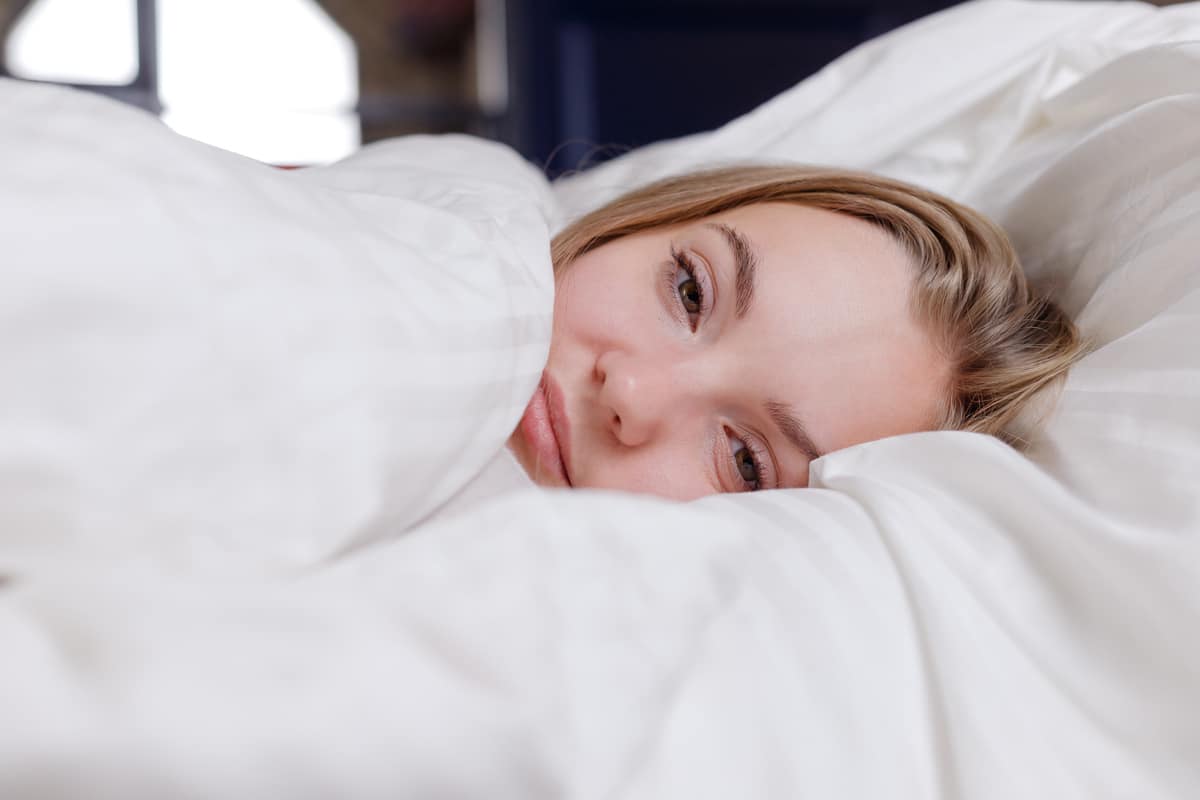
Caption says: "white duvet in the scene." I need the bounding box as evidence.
[2,1,1199,798]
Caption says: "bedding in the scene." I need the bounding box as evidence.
[2,1,1200,798]
[0,82,554,573]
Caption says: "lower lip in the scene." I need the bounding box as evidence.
[518,377,571,486]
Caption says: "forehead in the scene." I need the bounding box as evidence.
[712,202,910,300]
[695,202,948,450]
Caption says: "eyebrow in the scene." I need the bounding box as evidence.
[764,399,823,463]
[704,223,758,319]
[701,224,820,466]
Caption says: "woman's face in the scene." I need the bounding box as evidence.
[509,202,950,499]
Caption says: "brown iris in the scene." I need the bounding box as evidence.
[678,278,701,314]
[734,446,759,483]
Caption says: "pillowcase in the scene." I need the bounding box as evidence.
[968,39,1200,526]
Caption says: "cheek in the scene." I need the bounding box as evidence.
[801,354,946,449]
[553,258,651,342]
[578,441,718,501]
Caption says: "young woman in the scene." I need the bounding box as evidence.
[509,165,1084,499]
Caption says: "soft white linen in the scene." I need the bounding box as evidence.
[2,2,1199,799]
[0,80,555,573]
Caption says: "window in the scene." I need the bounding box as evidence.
[3,0,359,164]
[6,0,137,84]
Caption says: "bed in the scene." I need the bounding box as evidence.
[1,1,1198,797]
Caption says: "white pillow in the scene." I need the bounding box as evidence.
[0,79,555,574]
[968,39,1200,525]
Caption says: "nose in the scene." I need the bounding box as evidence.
[594,349,676,447]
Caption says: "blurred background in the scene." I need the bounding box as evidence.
[0,0,1189,170]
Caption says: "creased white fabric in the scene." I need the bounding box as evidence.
[2,1,1199,799]
[0,81,555,574]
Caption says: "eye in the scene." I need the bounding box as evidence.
[726,429,772,492]
[677,266,702,315]
[667,246,710,330]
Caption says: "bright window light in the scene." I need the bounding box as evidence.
[4,0,138,85]
[158,0,359,165]
[5,0,360,165]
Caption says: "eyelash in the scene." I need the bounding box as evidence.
[726,427,773,492]
[666,246,711,331]
[663,245,773,492]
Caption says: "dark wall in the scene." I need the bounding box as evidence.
[504,0,965,174]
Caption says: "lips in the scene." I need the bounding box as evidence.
[517,372,574,486]
[544,373,574,486]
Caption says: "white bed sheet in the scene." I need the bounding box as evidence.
[2,2,1199,798]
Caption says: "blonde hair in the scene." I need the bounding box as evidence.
[552,165,1085,447]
